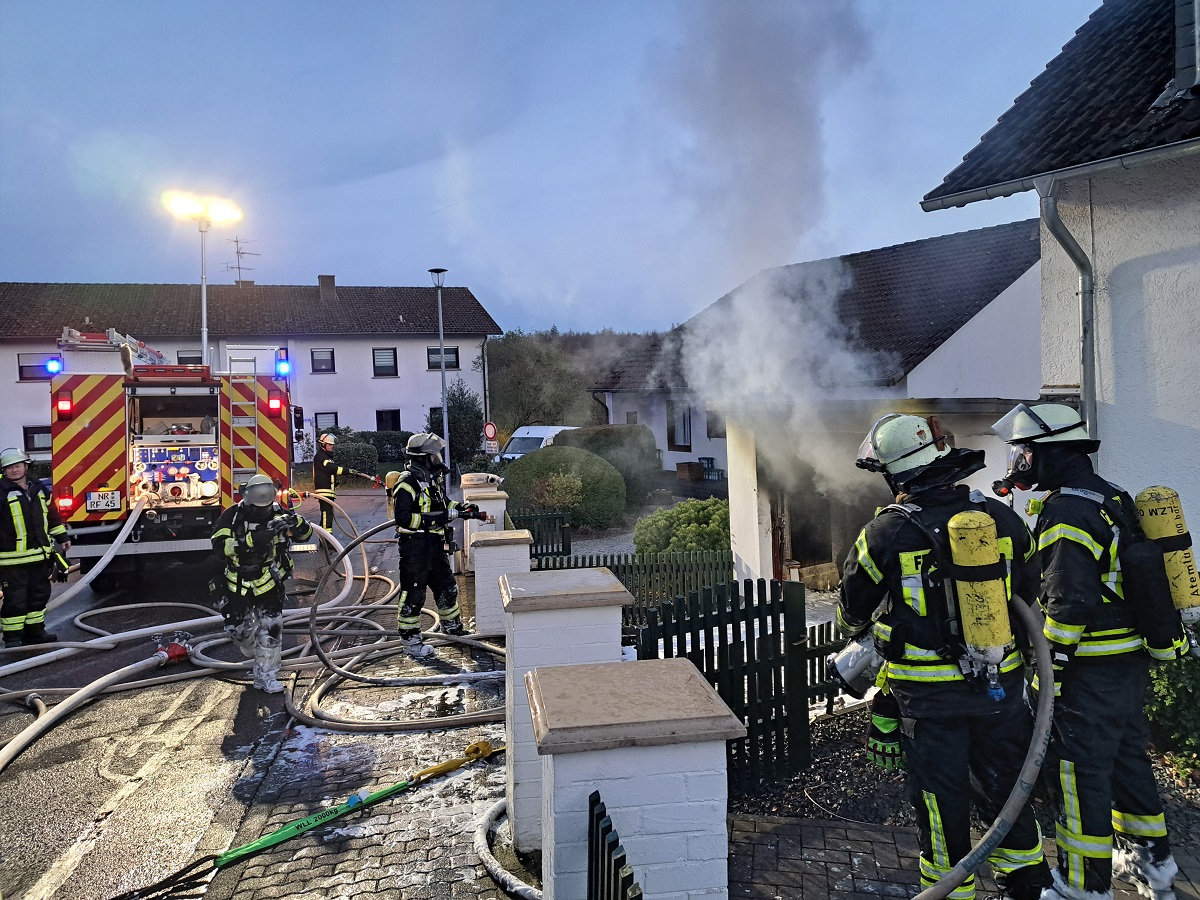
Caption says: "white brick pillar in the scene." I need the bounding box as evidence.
[502,568,630,853]
[528,658,746,900]
[460,488,508,572]
[469,529,531,635]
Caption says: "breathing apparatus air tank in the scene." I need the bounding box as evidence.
[1135,486,1200,626]
[947,510,1013,699]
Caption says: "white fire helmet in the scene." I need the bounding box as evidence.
[856,414,949,477]
[319,433,337,449]
[1,448,33,469]
[405,432,445,468]
[241,473,277,507]
[991,403,1089,445]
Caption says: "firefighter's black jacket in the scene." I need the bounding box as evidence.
[312,446,343,495]
[391,467,463,539]
[838,484,1039,718]
[0,476,67,567]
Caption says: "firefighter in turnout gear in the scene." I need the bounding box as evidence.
[839,414,1050,900]
[994,403,1183,900]
[211,473,312,693]
[313,432,344,530]
[1,448,69,646]
[390,433,483,658]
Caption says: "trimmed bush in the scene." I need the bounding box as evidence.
[634,497,730,553]
[350,430,413,462]
[1147,658,1200,758]
[332,441,378,476]
[530,473,584,510]
[502,446,625,528]
[554,424,660,510]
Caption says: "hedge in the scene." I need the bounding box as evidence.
[332,441,379,475]
[349,430,413,462]
[634,497,730,553]
[553,424,660,510]
[500,446,625,528]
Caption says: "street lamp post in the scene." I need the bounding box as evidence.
[163,191,242,368]
[429,267,450,470]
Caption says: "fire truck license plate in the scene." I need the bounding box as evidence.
[86,491,121,511]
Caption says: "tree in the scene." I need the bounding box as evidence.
[424,377,484,469]
[479,330,586,432]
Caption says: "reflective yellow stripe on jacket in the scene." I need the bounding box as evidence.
[0,489,54,566]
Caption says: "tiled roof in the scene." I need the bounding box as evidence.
[594,219,1040,392]
[925,0,1200,207]
[0,282,502,339]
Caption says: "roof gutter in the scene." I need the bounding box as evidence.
[919,138,1200,211]
[1034,178,1097,441]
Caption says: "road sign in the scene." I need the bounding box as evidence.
[484,440,499,454]
[483,421,498,441]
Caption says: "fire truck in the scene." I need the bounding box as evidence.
[48,328,295,587]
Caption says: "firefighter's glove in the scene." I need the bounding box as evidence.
[460,503,481,520]
[223,538,238,560]
[421,510,451,528]
[50,550,71,583]
[864,692,905,771]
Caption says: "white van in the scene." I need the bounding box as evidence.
[497,425,577,462]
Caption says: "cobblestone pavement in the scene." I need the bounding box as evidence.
[729,816,1200,900]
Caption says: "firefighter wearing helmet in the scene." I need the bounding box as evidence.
[312,433,345,530]
[0,448,70,646]
[993,403,1183,900]
[838,414,1050,900]
[210,473,312,693]
[389,432,482,658]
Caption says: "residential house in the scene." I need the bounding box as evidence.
[922,0,1200,517]
[1,275,502,463]
[597,220,1044,583]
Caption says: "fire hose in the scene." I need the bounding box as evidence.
[46,495,148,614]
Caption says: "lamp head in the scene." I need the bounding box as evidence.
[428,267,447,287]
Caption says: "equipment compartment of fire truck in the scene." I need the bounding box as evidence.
[49,328,294,581]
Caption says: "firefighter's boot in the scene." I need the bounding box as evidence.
[1040,868,1112,900]
[401,633,435,659]
[1113,838,1178,900]
[251,614,285,693]
[440,616,469,637]
[20,622,58,645]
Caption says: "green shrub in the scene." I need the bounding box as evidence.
[634,498,730,553]
[531,473,584,510]
[332,441,379,476]
[350,430,413,462]
[1147,657,1200,756]
[502,446,625,528]
[29,460,53,481]
[555,425,661,510]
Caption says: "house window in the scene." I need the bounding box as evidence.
[18,352,62,382]
[311,348,336,373]
[426,347,459,370]
[625,411,638,425]
[706,406,726,439]
[177,350,203,365]
[372,348,398,377]
[376,409,402,431]
[23,426,51,452]
[667,401,692,451]
[314,411,339,431]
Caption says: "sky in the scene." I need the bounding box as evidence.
[0,1,1100,335]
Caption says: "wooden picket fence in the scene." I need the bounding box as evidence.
[534,550,734,627]
[507,506,573,558]
[588,791,643,900]
[635,579,811,792]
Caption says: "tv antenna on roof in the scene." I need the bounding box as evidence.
[225,236,261,282]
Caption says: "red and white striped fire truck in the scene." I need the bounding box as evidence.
[48,328,295,586]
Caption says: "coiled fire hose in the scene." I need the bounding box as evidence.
[914,596,1055,900]
[105,741,504,900]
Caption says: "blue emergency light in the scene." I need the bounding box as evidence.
[275,349,290,377]
[46,357,63,374]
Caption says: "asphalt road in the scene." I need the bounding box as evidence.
[0,491,512,900]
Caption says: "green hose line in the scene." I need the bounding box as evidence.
[214,741,503,869]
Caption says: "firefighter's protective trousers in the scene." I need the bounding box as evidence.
[217,587,284,684]
[395,533,459,638]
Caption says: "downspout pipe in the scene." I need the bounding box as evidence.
[1035,177,1097,439]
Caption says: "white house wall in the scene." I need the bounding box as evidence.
[906,263,1042,400]
[605,391,729,473]
[1039,155,1200,514]
[726,419,772,583]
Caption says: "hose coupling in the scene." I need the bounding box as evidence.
[155,640,192,665]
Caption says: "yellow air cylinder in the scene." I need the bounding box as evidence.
[948,510,1012,665]
[384,470,402,519]
[1136,486,1200,625]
